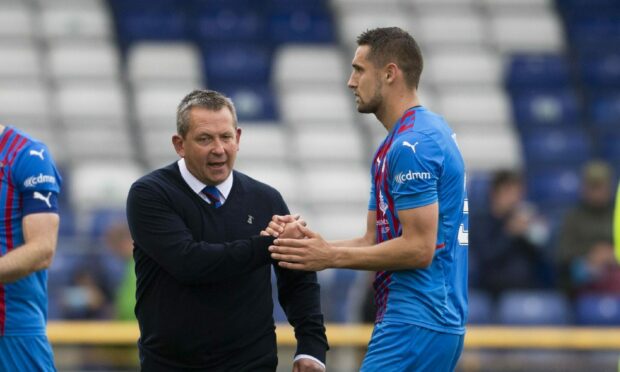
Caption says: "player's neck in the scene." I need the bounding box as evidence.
[377,90,420,132]
[0,124,4,133]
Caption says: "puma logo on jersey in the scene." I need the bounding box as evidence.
[33,191,52,208]
[29,148,45,160]
[402,141,419,154]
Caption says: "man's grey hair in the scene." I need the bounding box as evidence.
[176,89,238,137]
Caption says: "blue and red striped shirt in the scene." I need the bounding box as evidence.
[368,106,468,335]
[0,126,61,336]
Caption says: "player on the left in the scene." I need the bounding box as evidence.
[0,124,61,371]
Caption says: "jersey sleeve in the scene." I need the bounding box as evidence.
[388,132,443,211]
[13,142,61,194]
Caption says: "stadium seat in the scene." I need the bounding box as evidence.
[579,53,620,90]
[497,290,571,325]
[268,10,335,44]
[506,54,571,91]
[203,44,271,86]
[214,85,278,121]
[425,49,502,87]
[576,294,620,326]
[526,167,581,206]
[0,2,35,41]
[568,17,620,54]
[55,82,128,129]
[273,45,346,88]
[479,0,555,12]
[293,126,364,165]
[279,88,354,125]
[511,90,581,129]
[128,42,203,87]
[135,85,200,130]
[0,82,51,130]
[40,2,113,41]
[47,41,121,82]
[455,129,523,172]
[588,93,620,130]
[116,11,189,47]
[436,88,512,129]
[337,11,412,48]
[415,10,486,48]
[69,161,144,213]
[0,42,42,84]
[489,12,565,54]
[467,290,494,324]
[235,163,300,204]
[300,165,370,208]
[521,127,591,168]
[235,123,287,164]
[140,128,178,169]
[408,0,476,11]
[194,9,266,43]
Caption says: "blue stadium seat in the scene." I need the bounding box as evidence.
[579,53,620,90]
[203,44,272,85]
[194,10,266,43]
[268,0,329,12]
[576,294,620,325]
[594,130,620,169]
[108,0,179,12]
[521,127,591,168]
[589,93,620,130]
[268,11,335,44]
[526,167,581,207]
[569,17,620,54]
[116,12,189,47]
[468,290,494,324]
[506,54,571,91]
[497,290,571,325]
[511,90,581,129]
[213,84,278,121]
[188,0,261,11]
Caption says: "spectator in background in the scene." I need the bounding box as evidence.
[104,222,135,320]
[470,170,550,298]
[555,160,620,296]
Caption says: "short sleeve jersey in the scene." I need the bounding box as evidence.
[368,106,468,335]
[0,126,62,336]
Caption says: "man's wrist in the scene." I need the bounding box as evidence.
[294,354,325,370]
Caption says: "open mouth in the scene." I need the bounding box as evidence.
[208,161,226,169]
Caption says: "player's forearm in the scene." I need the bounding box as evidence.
[332,236,434,271]
[329,234,374,248]
[0,241,55,283]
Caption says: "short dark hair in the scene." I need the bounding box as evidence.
[357,27,423,89]
[491,170,522,193]
[176,89,238,137]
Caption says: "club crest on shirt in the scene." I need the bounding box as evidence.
[247,215,254,224]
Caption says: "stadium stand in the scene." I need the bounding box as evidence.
[0,5,619,367]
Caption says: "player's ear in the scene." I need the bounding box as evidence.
[385,63,398,84]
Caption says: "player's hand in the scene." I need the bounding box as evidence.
[293,357,325,372]
[270,225,332,271]
[262,215,305,238]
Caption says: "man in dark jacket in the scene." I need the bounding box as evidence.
[126,89,328,371]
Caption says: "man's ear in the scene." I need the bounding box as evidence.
[385,63,398,84]
[172,134,185,157]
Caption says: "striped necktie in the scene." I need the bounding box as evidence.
[202,185,223,208]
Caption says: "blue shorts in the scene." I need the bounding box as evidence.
[360,322,464,372]
[0,335,56,372]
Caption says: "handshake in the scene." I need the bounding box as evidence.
[260,215,332,272]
